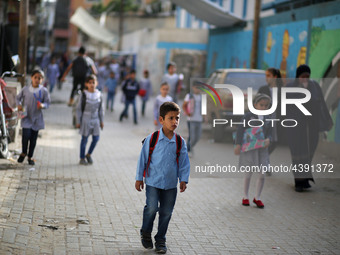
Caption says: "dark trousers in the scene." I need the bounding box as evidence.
[141,185,177,242]
[70,76,85,99]
[22,128,39,158]
[141,99,147,116]
[120,99,137,123]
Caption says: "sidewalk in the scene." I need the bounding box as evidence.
[0,80,339,254]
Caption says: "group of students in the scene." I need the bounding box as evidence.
[14,61,332,254]
[14,65,189,254]
[16,70,103,166]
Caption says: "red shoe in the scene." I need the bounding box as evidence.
[253,198,264,208]
[242,199,250,206]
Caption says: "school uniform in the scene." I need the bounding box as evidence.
[184,93,203,152]
[105,78,117,111]
[136,128,190,243]
[235,112,272,203]
[47,63,60,92]
[76,90,104,159]
[16,84,51,158]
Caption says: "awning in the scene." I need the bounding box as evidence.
[70,7,116,45]
[171,0,244,27]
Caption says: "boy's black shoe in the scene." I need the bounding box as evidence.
[295,186,303,192]
[155,241,167,254]
[17,153,26,163]
[28,158,35,165]
[140,230,153,249]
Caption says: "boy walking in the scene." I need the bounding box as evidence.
[105,71,117,112]
[119,70,139,124]
[61,46,97,106]
[135,102,190,254]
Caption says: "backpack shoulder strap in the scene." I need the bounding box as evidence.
[81,91,86,113]
[175,133,182,167]
[98,93,103,112]
[144,131,160,177]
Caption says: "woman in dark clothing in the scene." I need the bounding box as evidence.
[286,65,333,192]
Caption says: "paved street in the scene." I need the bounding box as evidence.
[0,81,339,255]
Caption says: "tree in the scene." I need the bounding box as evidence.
[90,0,138,15]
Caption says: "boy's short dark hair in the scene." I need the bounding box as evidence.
[79,46,86,54]
[159,102,180,119]
[85,74,97,83]
[130,69,136,74]
[167,62,176,70]
[31,69,44,78]
[160,82,169,87]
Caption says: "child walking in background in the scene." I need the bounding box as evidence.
[234,94,272,208]
[139,70,152,116]
[46,56,60,93]
[258,68,283,154]
[119,70,139,124]
[161,62,180,103]
[136,102,190,254]
[16,69,51,165]
[76,75,104,165]
[105,71,117,112]
[182,84,203,157]
[153,82,172,129]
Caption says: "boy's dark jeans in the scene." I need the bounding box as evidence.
[120,98,137,123]
[22,128,39,158]
[70,76,85,99]
[142,185,177,242]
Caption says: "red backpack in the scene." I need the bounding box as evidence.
[142,131,182,177]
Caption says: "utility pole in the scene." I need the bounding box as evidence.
[250,0,261,69]
[117,0,124,51]
[18,0,29,87]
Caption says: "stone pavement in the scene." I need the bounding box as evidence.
[0,81,339,255]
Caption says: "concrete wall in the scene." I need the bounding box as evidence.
[122,28,208,96]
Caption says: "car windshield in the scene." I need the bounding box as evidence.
[224,72,266,90]
[208,71,223,85]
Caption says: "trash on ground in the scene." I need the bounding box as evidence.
[46,219,59,224]
[38,224,59,230]
[8,158,18,163]
[77,218,90,225]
